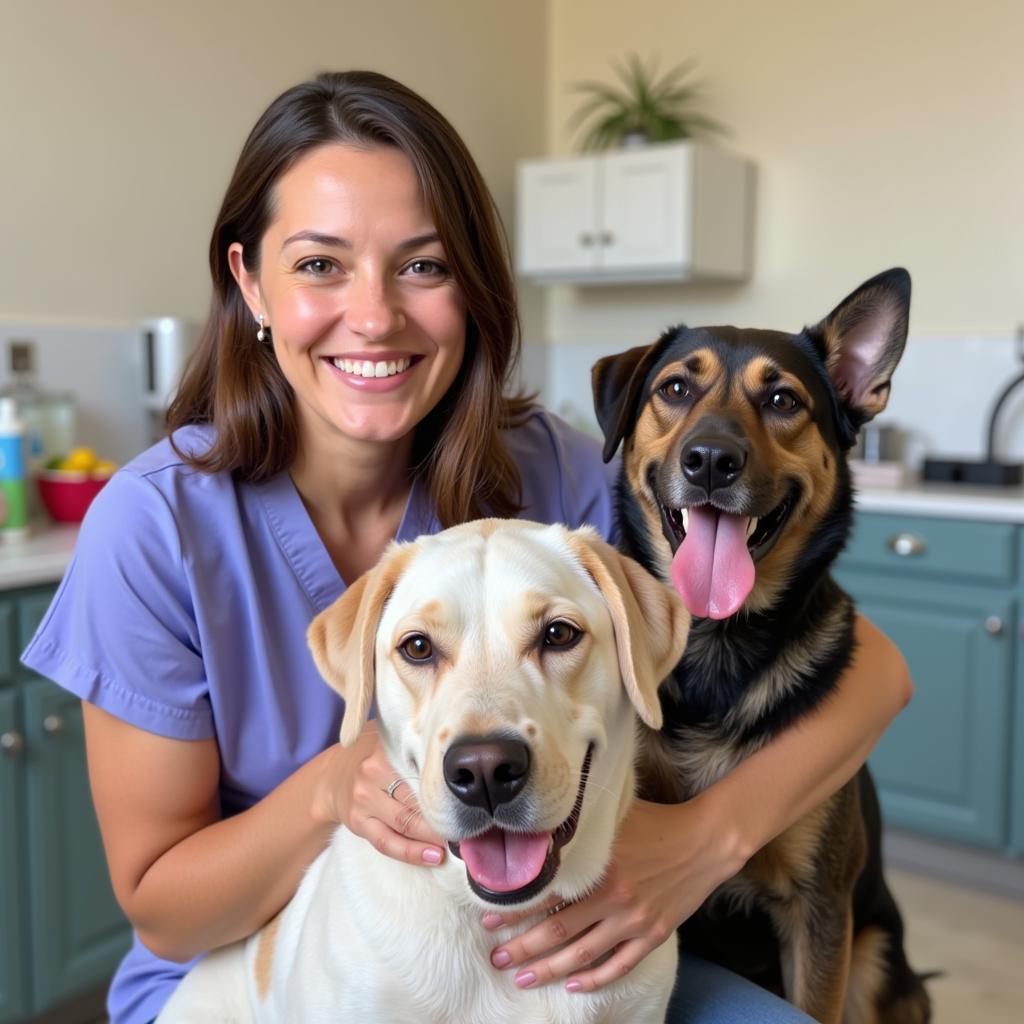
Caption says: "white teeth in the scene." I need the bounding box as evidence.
[332,357,412,377]
[746,517,758,539]
[681,508,689,533]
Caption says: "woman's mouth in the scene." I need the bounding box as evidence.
[330,356,414,378]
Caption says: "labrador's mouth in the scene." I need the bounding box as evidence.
[448,745,593,906]
[658,486,799,619]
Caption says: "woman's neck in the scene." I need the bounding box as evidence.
[290,426,416,584]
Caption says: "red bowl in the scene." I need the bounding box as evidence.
[37,472,109,523]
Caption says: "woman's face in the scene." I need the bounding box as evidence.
[231,144,467,450]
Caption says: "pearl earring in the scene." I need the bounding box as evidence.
[256,314,269,343]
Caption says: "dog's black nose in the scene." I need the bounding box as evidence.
[443,737,530,814]
[681,436,747,494]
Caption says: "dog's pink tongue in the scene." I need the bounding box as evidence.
[459,828,550,893]
[670,506,755,619]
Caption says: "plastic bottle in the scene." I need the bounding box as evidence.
[0,397,30,541]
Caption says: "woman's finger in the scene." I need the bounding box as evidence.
[489,901,601,970]
[384,789,444,848]
[360,814,445,867]
[481,892,564,930]
[563,936,667,993]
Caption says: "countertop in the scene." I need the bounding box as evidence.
[0,483,1021,591]
[0,523,78,589]
[854,480,1024,523]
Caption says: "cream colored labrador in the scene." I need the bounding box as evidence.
[157,520,688,1024]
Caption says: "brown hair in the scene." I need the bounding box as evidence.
[167,70,532,526]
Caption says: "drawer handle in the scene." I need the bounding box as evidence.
[42,714,64,736]
[985,616,1003,637]
[887,533,927,557]
[1,731,25,758]
[579,232,595,248]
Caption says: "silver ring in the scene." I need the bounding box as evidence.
[546,899,570,917]
[386,778,404,799]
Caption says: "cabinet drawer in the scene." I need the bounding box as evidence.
[842,514,1016,584]
[0,600,16,686]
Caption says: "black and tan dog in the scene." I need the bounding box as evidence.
[592,269,930,1024]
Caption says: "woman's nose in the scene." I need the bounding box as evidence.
[344,275,405,340]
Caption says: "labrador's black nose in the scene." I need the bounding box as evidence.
[443,737,530,814]
[682,435,747,494]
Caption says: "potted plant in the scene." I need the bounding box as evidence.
[567,53,725,151]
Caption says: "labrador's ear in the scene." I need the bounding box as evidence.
[307,543,414,747]
[567,529,690,729]
[809,268,911,426]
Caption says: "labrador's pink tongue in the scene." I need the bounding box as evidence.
[459,828,550,893]
[670,506,755,619]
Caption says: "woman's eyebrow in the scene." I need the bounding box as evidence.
[281,230,441,251]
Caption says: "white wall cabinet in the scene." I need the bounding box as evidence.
[515,142,754,285]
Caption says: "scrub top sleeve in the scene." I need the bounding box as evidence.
[543,411,620,544]
[21,470,213,740]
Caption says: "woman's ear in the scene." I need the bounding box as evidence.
[227,242,263,321]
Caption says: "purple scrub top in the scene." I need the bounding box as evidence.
[21,409,617,1024]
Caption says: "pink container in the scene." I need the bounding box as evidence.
[37,471,109,523]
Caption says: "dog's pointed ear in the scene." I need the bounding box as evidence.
[307,543,413,747]
[592,341,667,463]
[567,529,690,730]
[810,268,911,425]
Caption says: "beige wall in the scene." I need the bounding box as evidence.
[1,0,547,330]
[547,0,1024,339]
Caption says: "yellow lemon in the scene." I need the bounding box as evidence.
[92,459,117,478]
[64,447,98,472]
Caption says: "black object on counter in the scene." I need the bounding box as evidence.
[923,328,1024,487]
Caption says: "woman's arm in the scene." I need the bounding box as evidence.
[485,614,912,992]
[84,709,444,963]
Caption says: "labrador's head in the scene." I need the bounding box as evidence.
[308,520,688,908]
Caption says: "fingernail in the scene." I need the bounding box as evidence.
[491,949,512,968]
[515,970,537,989]
[481,912,504,929]
[566,980,583,993]
[421,847,442,864]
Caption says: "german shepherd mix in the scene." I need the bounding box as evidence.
[591,269,931,1024]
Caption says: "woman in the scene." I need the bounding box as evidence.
[22,71,909,1023]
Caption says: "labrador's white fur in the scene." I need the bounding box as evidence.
[157,520,688,1024]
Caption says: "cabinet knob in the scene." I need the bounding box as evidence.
[598,231,615,246]
[887,533,927,557]
[42,714,64,735]
[985,616,1004,637]
[1,731,25,758]
[579,232,595,247]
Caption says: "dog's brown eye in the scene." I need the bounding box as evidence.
[659,378,690,403]
[399,634,433,663]
[768,389,801,413]
[543,620,582,649]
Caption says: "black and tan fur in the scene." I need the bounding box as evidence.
[592,269,931,1023]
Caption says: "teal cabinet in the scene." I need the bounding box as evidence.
[0,584,131,1023]
[837,510,1021,857]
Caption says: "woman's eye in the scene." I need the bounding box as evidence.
[298,257,337,276]
[659,379,690,402]
[403,258,448,279]
[768,389,801,413]
[542,620,582,649]
[399,634,433,662]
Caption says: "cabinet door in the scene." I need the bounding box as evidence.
[23,679,131,1013]
[0,689,29,1023]
[516,157,601,276]
[836,570,1013,848]
[600,145,691,273]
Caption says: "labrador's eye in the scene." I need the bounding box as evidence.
[543,620,582,649]
[399,634,433,663]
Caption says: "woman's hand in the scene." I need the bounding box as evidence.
[312,720,446,868]
[483,795,747,993]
